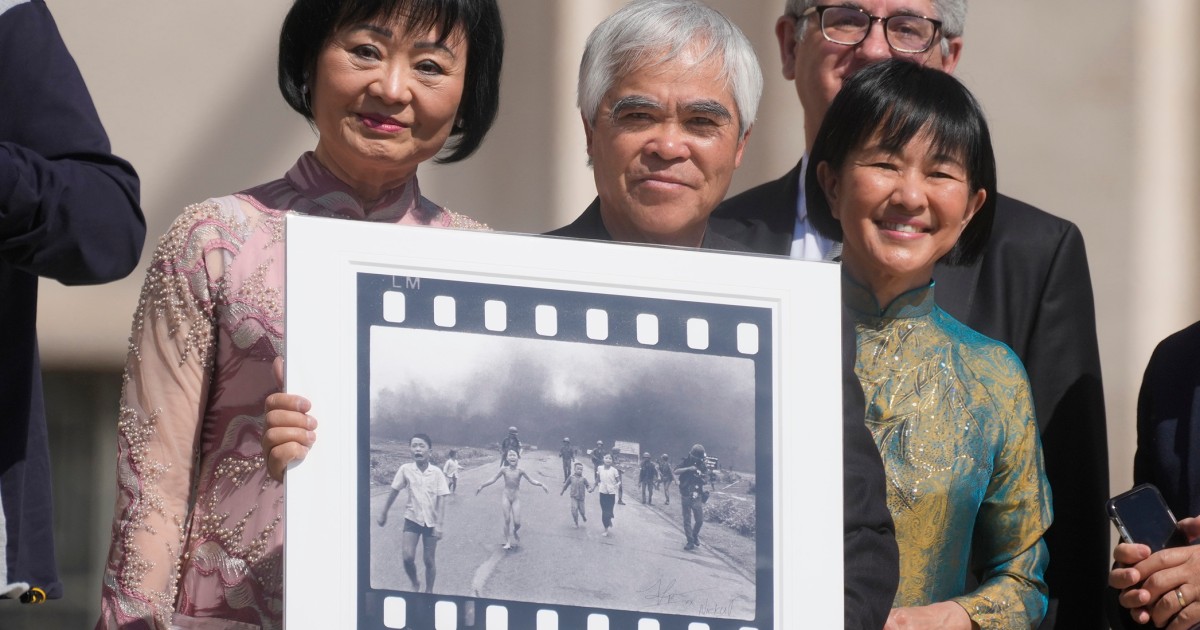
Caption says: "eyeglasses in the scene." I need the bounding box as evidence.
[800,6,942,54]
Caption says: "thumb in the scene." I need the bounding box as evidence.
[1178,516,1200,541]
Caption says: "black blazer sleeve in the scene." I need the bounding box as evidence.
[0,0,144,284]
[841,306,898,629]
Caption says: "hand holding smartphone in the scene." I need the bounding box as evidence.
[1107,483,1189,553]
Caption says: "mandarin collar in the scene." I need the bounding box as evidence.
[284,152,436,224]
[842,272,936,320]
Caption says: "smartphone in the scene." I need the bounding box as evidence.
[1106,483,1189,552]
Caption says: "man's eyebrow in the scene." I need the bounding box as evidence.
[683,99,733,120]
[609,95,662,121]
[835,2,929,18]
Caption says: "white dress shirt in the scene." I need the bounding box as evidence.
[790,154,838,261]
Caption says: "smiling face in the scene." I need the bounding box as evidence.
[778,0,962,148]
[817,130,985,305]
[311,18,468,202]
[585,49,750,247]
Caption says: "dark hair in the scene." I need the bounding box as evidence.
[411,433,433,448]
[447,449,457,457]
[278,0,504,163]
[805,59,995,266]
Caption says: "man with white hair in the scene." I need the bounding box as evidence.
[548,1,898,627]
[711,2,1108,628]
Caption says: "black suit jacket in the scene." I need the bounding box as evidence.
[1133,321,1200,520]
[712,163,1110,630]
[1108,321,1200,629]
[548,200,900,630]
[546,198,752,252]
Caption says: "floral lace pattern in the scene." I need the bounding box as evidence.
[98,154,486,629]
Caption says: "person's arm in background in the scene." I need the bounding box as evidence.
[0,0,143,284]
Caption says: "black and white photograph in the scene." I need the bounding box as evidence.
[358,273,771,624]
[284,219,845,629]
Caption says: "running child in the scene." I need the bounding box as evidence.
[443,449,461,494]
[595,453,621,537]
[376,433,450,593]
[560,461,594,527]
[476,449,548,549]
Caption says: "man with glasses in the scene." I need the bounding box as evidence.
[711,2,1108,629]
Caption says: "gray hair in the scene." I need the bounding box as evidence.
[784,0,967,54]
[578,0,763,137]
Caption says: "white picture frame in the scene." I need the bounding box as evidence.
[283,213,844,629]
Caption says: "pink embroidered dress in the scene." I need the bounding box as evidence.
[97,153,484,629]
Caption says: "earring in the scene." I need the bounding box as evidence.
[301,84,312,113]
[455,117,465,129]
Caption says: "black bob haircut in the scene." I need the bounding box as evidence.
[278,0,504,164]
[411,433,433,448]
[805,58,996,267]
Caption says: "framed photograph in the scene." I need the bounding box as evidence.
[284,214,844,629]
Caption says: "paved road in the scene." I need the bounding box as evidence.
[369,451,755,620]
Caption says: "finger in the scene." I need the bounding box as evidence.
[1178,517,1200,541]
[1156,585,1197,628]
[266,442,311,481]
[1142,550,1200,597]
[1128,606,1151,625]
[1116,542,1154,566]
[1119,587,1153,610]
[1167,600,1200,630]
[273,356,285,389]
[265,411,316,437]
[1135,547,1195,586]
[1112,566,1145,589]
[262,426,317,453]
[264,392,312,417]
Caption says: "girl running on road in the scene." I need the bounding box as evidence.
[595,453,621,536]
[477,449,547,549]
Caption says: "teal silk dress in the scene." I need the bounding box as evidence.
[845,276,1051,629]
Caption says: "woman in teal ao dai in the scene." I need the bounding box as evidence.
[806,59,1052,629]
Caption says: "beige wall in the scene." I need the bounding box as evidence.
[40,0,1200,545]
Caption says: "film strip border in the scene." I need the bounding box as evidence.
[367,275,769,355]
[355,273,775,630]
